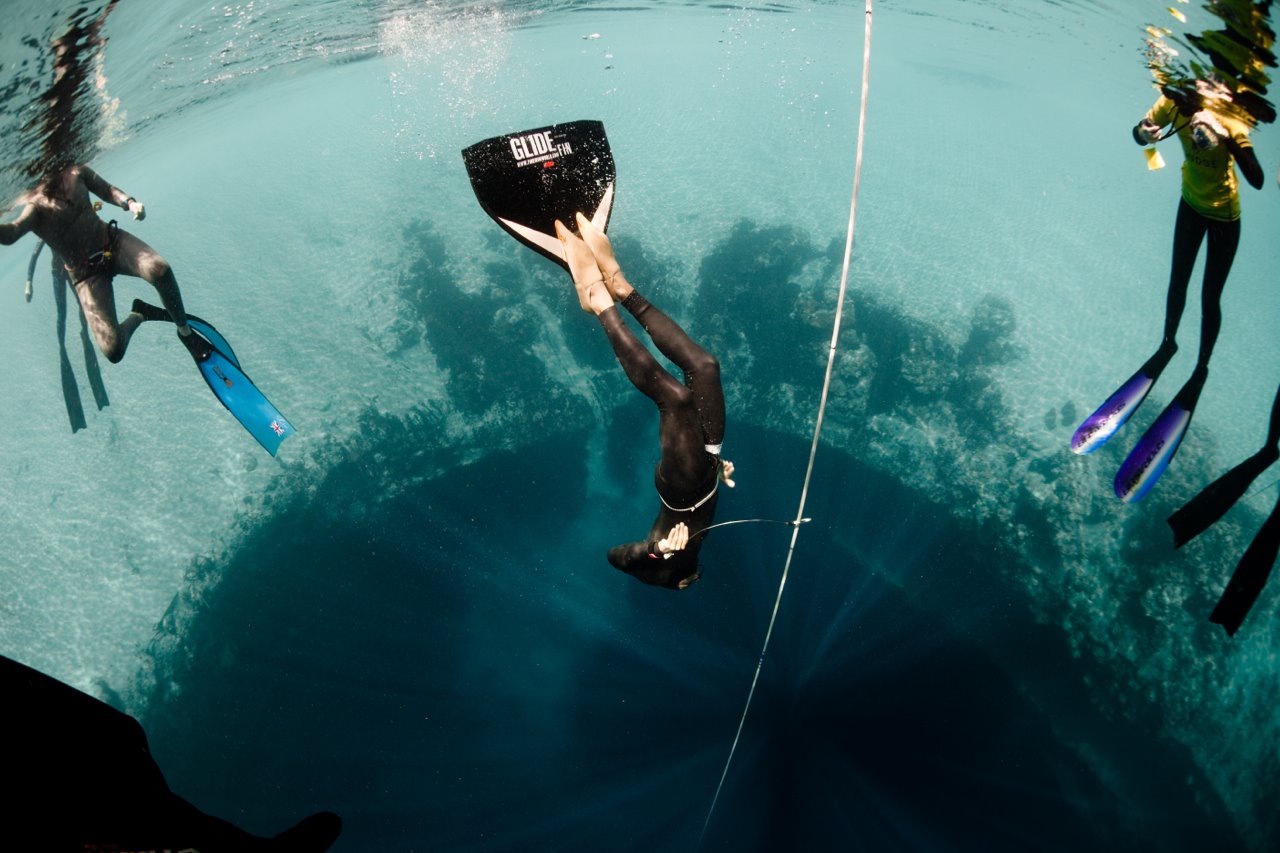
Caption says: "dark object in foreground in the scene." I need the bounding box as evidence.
[1,654,341,852]
[1168,383,1280,635]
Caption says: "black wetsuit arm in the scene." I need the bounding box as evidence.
[80,165,132,210]
[0,204,35,245]
[1226,139,1264,189]
[608,540,657,571]
[607,540,691,588]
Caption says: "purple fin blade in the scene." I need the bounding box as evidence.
[1072,370,1157,455]
[1114,403,1193,502]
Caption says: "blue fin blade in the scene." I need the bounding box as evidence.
[187,317,240,368]
[182,327,293,455]
[195,348,294,455]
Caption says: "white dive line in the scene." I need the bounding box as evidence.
[698,1,874,845]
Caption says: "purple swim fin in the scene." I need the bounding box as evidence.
[1072,367,1159,455]
[1073,345,1177,455]
[1113,367,1207,503]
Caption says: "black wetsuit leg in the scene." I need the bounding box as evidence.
[597,291,724,499]
[620,290,725,445]
[1162,199,1207,347]
[1163,199,1241,368]
[1194,209,1241,368]
[1267,383,1280,454]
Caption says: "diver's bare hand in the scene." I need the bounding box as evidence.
[1136,119,1161,145]
[657,522,689,556]
[126,199,145,221]
[720,459,736,488]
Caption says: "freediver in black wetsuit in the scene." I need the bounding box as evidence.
[556,213,735,590]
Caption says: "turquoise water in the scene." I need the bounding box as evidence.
[2,1,1279,849]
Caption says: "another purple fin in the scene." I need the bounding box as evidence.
[1114,402,1192,502]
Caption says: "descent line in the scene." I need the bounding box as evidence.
[698,0,874,845]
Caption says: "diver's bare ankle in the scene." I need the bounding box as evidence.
[587,281,613,315]
[575,278,610,314]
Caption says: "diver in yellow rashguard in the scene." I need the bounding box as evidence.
[1072,88,1264,502]
[1135,92,1264,375]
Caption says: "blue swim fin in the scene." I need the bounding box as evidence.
[1113,367,1206,503]
[179,325,294,456]
[133,301,294,454]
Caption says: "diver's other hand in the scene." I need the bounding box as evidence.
[719,459,736,489]
[657,522,689,556]
[555,219,612,314]
[1136,119,1161,145]
[126,198,145,221]
[24,279,32,302]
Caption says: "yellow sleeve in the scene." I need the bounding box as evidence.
[1145,95,1178,128]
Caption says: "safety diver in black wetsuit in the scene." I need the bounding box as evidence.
[556,213,735,590]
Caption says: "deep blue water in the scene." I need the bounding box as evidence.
[137,415,1241,851]
[2,1,1280,850]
